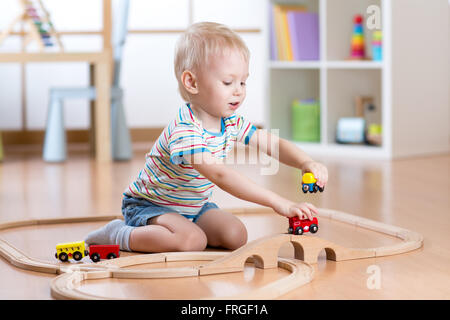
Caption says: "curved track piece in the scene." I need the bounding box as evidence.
[50,253,314,300]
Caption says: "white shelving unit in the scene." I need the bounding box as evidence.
[267,0,391,159]
[267,0,449,159]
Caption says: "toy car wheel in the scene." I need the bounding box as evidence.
[318,186,324,192]
[90,253,101,263]
[313,185,319,193]
[310,224,318,233]
[58,252,68,262]
[107,253,117,259]
[302,185,309,193]
[295,227,303,235]
[288,227,293,234]
[73,251,82,261]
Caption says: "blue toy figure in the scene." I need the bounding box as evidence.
[302,173,324,193]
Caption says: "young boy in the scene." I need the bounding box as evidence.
[85,22,328,253]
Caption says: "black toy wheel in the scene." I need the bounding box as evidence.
[318,186,324,192]
[288,227,293,234]
[310,224,318,233]
[107,253,117,259]
[295,227,303,235]
[313,185,319,193]
[91,253,101,263]
[58,252,68,262]
[73,251,82,261]
[302,185,309,193]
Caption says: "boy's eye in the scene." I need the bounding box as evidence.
[223,81,232,86]
[240,82,246,86]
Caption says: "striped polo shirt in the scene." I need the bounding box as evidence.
[123,103,257,218]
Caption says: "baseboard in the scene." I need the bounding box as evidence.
[0,128,164,146]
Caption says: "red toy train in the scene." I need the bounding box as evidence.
[55,242,120,263]
[288,216,319,235]
[89,244,120,262]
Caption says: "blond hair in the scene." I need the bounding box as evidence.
[174,22,250,101]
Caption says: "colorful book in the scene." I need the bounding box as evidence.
[287,11,319,61]
[269,6,278,60]
[272,4,306,61]
[287,12,299,60]
[280,10,293,60]
[272,5,287,60]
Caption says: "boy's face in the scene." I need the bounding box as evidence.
[194,48,249,119]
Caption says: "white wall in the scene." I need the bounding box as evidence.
[391,0,449,157]
[0,0,267,130]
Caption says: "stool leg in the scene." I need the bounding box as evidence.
[111,98,132,160]
[43,97,67,162]
[0,132,3,161]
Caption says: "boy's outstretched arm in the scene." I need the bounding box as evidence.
[248,129,328,188]
[183,151,318,220]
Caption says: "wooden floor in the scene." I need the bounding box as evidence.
[0,144,449,299]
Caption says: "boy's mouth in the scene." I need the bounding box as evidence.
[229,102,240,110]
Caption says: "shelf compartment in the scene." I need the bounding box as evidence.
[326,69,382,145]
[326,0,382,61]
[269,68,320,141]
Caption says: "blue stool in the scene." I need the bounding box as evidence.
[43,0,132,162]
[43,86,132,162]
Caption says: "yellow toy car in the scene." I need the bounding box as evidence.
[55,241,89,262]
[302,173,324,193]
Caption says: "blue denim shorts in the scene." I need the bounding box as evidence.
[121,195,219,227]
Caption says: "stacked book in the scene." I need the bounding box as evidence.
[270,4,319,61]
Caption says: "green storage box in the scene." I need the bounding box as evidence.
[291,99,320,142]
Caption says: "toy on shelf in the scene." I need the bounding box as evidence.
[0,0,63,52]
[336,117,366,144]
[355,96,375,118]
[55,241,89,262]
[288,216,319,235]
[366,123,382,146]
[89,245,120,262]
[302,172,324,193]
[336,95,382,145]
[291,99,320,142]
[349,14,366,60]
[372,30,383,61]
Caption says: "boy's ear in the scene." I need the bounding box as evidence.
[181,70,199,95]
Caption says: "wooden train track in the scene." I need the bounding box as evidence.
[0,208,423,300]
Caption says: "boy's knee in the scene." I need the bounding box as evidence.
[177,230,207,251]
[221,222,247,250]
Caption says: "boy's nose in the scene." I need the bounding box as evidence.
[233,85,243,95]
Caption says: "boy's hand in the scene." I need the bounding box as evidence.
[301,161,328,188]
[273,199,318,221]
